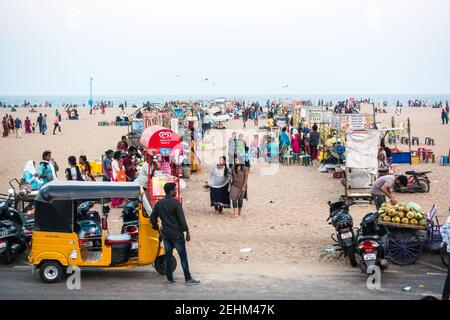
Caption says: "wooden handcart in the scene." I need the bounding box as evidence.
[379,204,445,266]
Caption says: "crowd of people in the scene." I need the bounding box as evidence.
[2,110,65,138]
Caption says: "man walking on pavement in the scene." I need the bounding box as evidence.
[150,182,200,286]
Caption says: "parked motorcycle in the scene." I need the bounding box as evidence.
[75,201,102,249]
[0,201,27,264]
[121,200,139,257]
[327,200,357,267]
[394,171,431,193]
[356,212,389,274]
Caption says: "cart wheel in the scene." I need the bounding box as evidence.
[389,230,421,265]
[441,244,449,267]
[39,261,64,283]
[154,255,177,275]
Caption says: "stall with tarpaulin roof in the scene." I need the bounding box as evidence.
[343,128,381,203]
[140,125,183,205]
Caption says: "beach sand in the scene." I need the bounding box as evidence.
[0,105,449,273]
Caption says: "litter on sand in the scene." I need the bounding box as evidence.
[240,247,252,253]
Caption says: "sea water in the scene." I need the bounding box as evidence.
[1,94,449,107]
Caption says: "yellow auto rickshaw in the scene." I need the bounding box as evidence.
[28,180,176,283]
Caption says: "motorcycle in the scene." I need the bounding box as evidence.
[75,201,103,249]
[327,200,357,267]
[120,200,139,257]
[0,201,28,264]
[356,212,389,274]
[394,170,431,193]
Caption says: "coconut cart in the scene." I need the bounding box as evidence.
[140,125,183,206]
[379,203,446,265]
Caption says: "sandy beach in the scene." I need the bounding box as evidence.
[1,105,448,274]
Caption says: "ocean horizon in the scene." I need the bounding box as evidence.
[1,94,449,107]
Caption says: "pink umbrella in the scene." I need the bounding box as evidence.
[139,125,166,148]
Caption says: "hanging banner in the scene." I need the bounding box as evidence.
[331,114,341,130]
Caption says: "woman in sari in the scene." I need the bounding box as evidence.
[111,151,126,207]
[208,156,230,213]
[8,115,14,132]
[79,155,96,181]
[291,129,300,154]
[190,131,201,173]
[229,158,249,218]
[2,116,9,137]
[22,160,44,190]
[24,117,32,134]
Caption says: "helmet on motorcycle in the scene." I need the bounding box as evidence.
[77,201,92,215]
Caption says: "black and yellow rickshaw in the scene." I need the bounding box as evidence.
[28,180,176,283]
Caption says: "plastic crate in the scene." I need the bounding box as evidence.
[411,155,420,164]
[389,152,412,164]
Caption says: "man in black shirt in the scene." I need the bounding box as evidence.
[150,183,200,286]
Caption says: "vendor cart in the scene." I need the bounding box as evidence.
[379,204,445,265]
[140,125,183,206]
[343,130,381,203]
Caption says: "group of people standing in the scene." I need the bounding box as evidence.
[2,114,32,138]
[208,156,249,218]
[21,151,59,190]
[2,110,64,138]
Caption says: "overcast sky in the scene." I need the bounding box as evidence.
[1,0,449,95]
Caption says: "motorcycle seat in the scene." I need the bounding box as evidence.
[405,170,431,175]
[106,234,131,245]
[123,220,139,227]
[358,235,381,242]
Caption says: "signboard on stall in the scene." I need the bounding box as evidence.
[332,114,375,132]
[308,111,323,124]
[350,114,365,130]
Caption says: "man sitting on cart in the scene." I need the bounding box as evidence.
[371,174,408,210]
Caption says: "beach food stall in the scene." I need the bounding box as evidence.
[343,129,381,203]
[140,125,183,205]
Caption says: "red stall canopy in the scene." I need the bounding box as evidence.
[140,125,181,155]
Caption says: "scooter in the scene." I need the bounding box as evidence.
[120,200,139,257]
[327,200,357,267]
[395,171,431,193]
[75,201,102,249]
[356,212,389,274]
[0,201,27,264]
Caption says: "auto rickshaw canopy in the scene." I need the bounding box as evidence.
[34,181,142,233]
[36,180,141,202]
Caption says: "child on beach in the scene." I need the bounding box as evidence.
[244,147,251,170]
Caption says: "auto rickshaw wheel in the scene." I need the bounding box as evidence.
[154,255,177,275]
[40,261,64,283]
